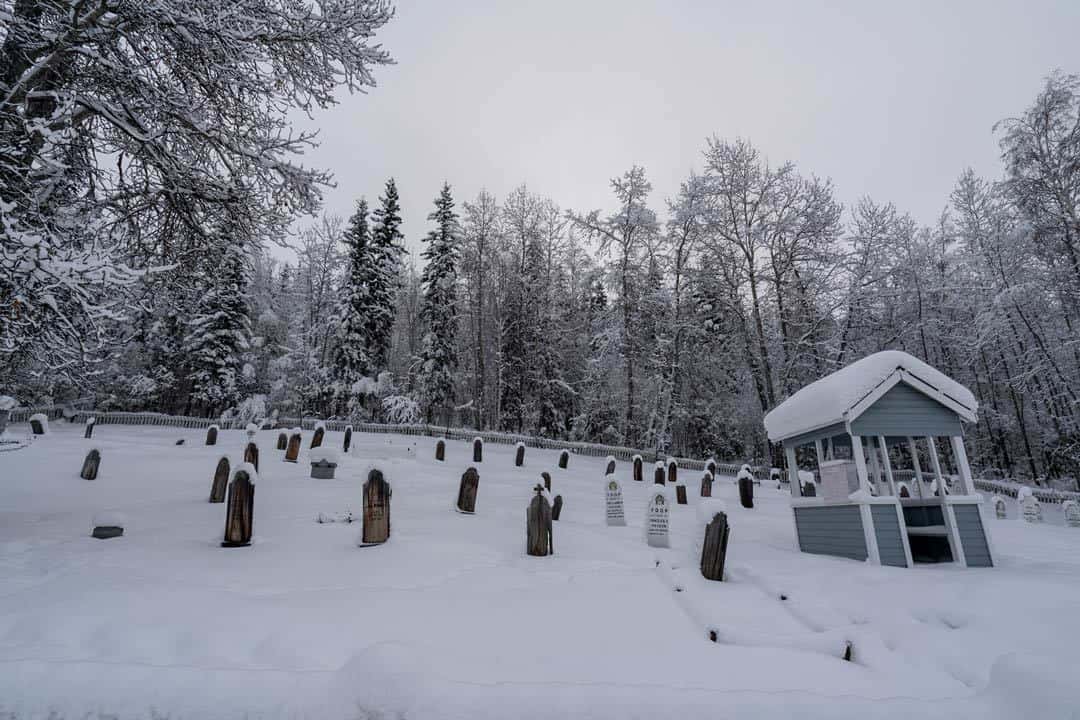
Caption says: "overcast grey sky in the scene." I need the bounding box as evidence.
[291,0,1080,261]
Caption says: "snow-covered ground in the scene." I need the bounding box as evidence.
[1,424,1077,719]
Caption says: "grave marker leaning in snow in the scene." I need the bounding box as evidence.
[605,478,626,526]
[526,485,553,556]
[205,424,218,446]
[91,511,126,540]
[80,448,101,480]
[558,450,569,469]
[1063,500,1080,528]
[541,471,552,492]
[653,461,665,485]
[676,485,688,504]
[515,442,525,467]
[210,456,230,503]
[667,459,678,486]
[605,456,616,475]
[700,471,713,497]
[992,495,1007,519]
[646,490,670,548]
[284,431,301,463]
[435,439,445,462]
[700,510,731,582]
[457,467,479,514]
[29,413,48,435]
[473,436,483,463]
[221,466,255,547]
[360,468,391,545]
[244,442,259,472]
[84,416,95,439]
[310,424,325,449]
[632,454,643,482]
[343,425,353,454]
[552,494,563,521]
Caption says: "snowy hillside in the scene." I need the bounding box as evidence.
[0,424,1077,719]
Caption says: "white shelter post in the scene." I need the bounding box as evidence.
[814,439,825,473]
[785,444,799,498]
[877,436,897,496]
[927,437,945,495]
[907,436,925,499]
[950,436,975,495]
[850,433,872,493]
[867,437,883,494]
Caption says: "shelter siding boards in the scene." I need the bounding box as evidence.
[850,383,962,438]
[792,505,867,561]
[953,504,993,567]
[870,504,909,567]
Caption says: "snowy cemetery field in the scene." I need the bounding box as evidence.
[1,425,1078,719]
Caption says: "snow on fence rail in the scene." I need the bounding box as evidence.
[973,478,1080,505]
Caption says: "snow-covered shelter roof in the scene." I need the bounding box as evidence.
[763,351,978,442]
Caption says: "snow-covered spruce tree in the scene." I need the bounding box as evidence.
[0,0,394,382]
[182,235,253,416]
[333,199,374,410]
[369,178,406,370]
[417,183,461,423]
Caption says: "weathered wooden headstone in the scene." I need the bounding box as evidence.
[344,425,353,454]
[646,490,670,548]
[676,485,688,505]
[552,494,563,521]
[541,471,552,492]
[1063,500,1080,528]
[558,450,569,469]
[515,442,525,467]
[221,468,255,547]
[706,458,717,478]
[605,456,616,475]
[632,455,643,482]
[738,475,754,508]
[700,471,713,497]
[457,467,479,514]
[91,512,125,540]
[284,432,301,463]
[210,456,230,503]
[1019,490,1042,524]
[244,442,259,472]
[700,511,731,581]
[667,459,678,486]
[898,483,911,498]
[992,495,1007,519]
[473,437,483,462]
[84,417,95,439]
[361,468,391,545]
[527,485,553,556]
[276,432,287,450]
[605,478,626,526]
[802,482,816,497]
[653,461,666,485]
[310,426,325,449]
[80,448,101,480]
[435,439,446,461]
[29,414,47,435]
[205,424,218,446]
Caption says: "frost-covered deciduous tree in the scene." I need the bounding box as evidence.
[0,0,394,380]
[417,183,460,422]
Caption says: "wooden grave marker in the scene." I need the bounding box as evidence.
[244,442,259,473]
[632,455,643,482]
[205,425,218,446]
[705,458,717,478]
[527,485,553,556]
[284,432,301,463]
[310,426,325,449]
[361,468,391,545]
[221,468,255,547]
[436,439,445,462]
[552,494,563,521]
[457,467,479,514]
[210,456,230,503]
[80,449,101,480]
[605,456,616,475]
[653,462,666,485]
[344,426,353,454]
[515,443,525,467]
[700,471,713,498]
[700,511,731,581]
[277,432,287,450]
[675,485,688,505]
[541,471,552,492]
[738,474,754,508]
[558,450,569,469]
[667,459,678,486]
[84,417,95,439]
[473,437,483,463]
[993,495,1007,519]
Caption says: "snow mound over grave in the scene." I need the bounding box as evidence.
[763,350,977,441]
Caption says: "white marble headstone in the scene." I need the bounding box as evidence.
[1063,500,1080,528]
[605,478,626,526]
[646,490,670,548]
[1020,494,1042,524]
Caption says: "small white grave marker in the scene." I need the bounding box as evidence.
[646,490,670,548]
[605,478,626,526]
[1063,500,1080,528]
[1018,488,1042,524]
